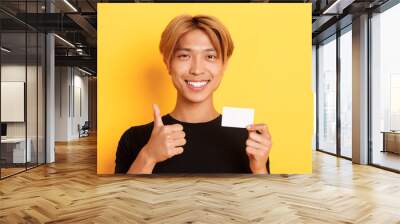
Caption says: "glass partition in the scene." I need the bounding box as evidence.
[0,1,46,179]
[1,30,28,177]
[317,35,337,154]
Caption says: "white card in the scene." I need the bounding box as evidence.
[221,106,254,128]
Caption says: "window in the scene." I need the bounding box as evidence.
[371,2,400,171]
[317,36,337,154]
[339,27,352,158]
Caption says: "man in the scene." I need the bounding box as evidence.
[115,14,272,174]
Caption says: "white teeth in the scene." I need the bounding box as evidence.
[187,81,208,88]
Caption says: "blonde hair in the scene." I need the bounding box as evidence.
[159,14,234,68]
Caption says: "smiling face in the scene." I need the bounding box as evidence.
[168,29,226,103]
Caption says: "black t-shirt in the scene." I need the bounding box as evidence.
[115,114,270,174]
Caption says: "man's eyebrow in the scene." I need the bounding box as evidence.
[175,48,191,51]
[175,48,216,52]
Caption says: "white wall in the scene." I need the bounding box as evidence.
[72,73,89,138]
[55,66,70,141]
[55,67,89,141]
[1,65,37,137]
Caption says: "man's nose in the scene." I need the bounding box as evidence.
[189,56,205,76]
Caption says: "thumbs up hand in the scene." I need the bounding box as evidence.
[140,104,186,164]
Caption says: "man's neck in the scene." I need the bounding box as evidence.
[170,95,219,123]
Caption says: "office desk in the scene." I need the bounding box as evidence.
[1,138,31,163]
[381,131,400,154]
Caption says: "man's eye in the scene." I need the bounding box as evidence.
[178,55,189,59]
[207,55,217,60]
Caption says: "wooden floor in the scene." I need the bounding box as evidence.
[1,135,400,223]
[1,167,26,178]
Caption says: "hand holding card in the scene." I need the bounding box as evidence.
[245,123,272,174]
[221,106,272,174]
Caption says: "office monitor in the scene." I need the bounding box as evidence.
[1,123,7,137]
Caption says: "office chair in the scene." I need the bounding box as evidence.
[79,121,90,138]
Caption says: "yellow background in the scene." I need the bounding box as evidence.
[97,3,313,174]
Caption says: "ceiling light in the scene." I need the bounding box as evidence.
[77,67,93,76]
[322,0,355,15]
[63,0,78,12]
[54,34,75,48]
[1,47,11,53]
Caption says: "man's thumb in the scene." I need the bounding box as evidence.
[152,104,164,127]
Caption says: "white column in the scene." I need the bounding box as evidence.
[352,14,369,164]
[45,0,55,163]
[46,32,55,163]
